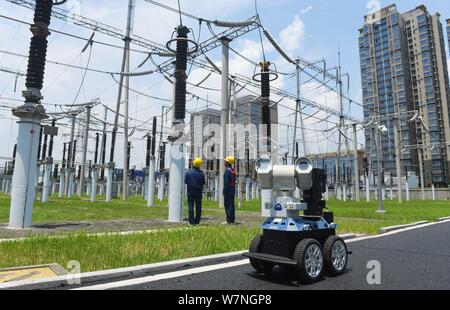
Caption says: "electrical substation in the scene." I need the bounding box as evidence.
[0,0,450,293]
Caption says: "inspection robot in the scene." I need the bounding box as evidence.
[243,155,350,284]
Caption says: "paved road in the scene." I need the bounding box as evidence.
[77,221,450,290]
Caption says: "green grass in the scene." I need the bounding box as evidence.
[0,194,449,272]
[0,194,259,223]
[1,194,450,235]
[0,226,260,272]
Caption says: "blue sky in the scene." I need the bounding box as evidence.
[0,0,449,167]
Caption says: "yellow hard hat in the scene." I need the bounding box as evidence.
[193,158,203,168]
[224,156,235,165]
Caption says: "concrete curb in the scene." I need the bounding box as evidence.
[438,216,450,222]
[379,221,429,234]
[339,233,357,240]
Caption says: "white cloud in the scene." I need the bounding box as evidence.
[278,14,305,54]
[300,6,313,15]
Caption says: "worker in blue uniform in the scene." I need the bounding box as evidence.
[185,158,206,225]
[223,156,237,224]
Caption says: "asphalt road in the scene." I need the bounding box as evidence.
[77,221,450,290]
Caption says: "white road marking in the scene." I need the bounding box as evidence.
[346,219,450,243]
[73,259,249,290]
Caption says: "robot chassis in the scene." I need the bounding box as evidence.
[243,156,351,284]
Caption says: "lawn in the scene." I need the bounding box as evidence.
[0,194,449,273]
[0,194,259,223]
[0,226,260,272]
[1,194,450,235]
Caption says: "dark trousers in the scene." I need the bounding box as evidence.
[188,194,202,225]
[224,194,236,224]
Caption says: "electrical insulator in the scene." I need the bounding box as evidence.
[24,0,53,102]
[151,117,157,156]
[166,25,198,123]
[260,61,272,138]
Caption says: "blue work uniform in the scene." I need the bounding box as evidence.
[184,168,206,225]
[223,167,237,224]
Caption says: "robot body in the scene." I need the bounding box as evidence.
[244,156,350,284]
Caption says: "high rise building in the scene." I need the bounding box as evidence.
[359,5,450,186]
[447,19,450,55]
[189,108,221,174]
[234,95,278,175]
[189,96,279,177]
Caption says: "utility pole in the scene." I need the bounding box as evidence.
[147,117,157,207]
[292,59,307,163]
[59,143,66,198]
[336,50,345,198]
[353,124,360,202]
[78,105,91,197]
[374,125,386,213]
[108,0,135,202]
[167,25,191,222]
[9,0,55,229]
[157,106,167,202]
[219,37,231,209]
[66,113,76,196]
[393,117,403,203]
[418,146,425,200]
[42,119,56,203]
[122,0,134,201]
[100,105,107,184]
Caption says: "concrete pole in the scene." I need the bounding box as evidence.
[168,143,185,222]
[158,173,164,201]
[67,169,74,198]
[366,175,370,202]
[106,163,114,202]
[147,157,155,207]
[418,147,425,201]
[59,170,65,198]
[214,175,219,202]
[6,178,11,195]
[123,41,131,201]
[374,127,386,213]
[143,168,149,200]
[219,38,231,209]
[100,106,107,179]
[66,114,76,195]
[353,124,360,202]
[251,181,257,200]
[86,180,91,196]
[91,166,98,202]
[261,189,271,217]
[9,106,47,228]
[432,184,436,201]
[292,60,307,160]
[78,106,91,197]
[393,118,403,203]
[245,178,251,202]
[406,180,410,201]
[41,159,52,202]
[108,0,134,202]
[237,178,243,209]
